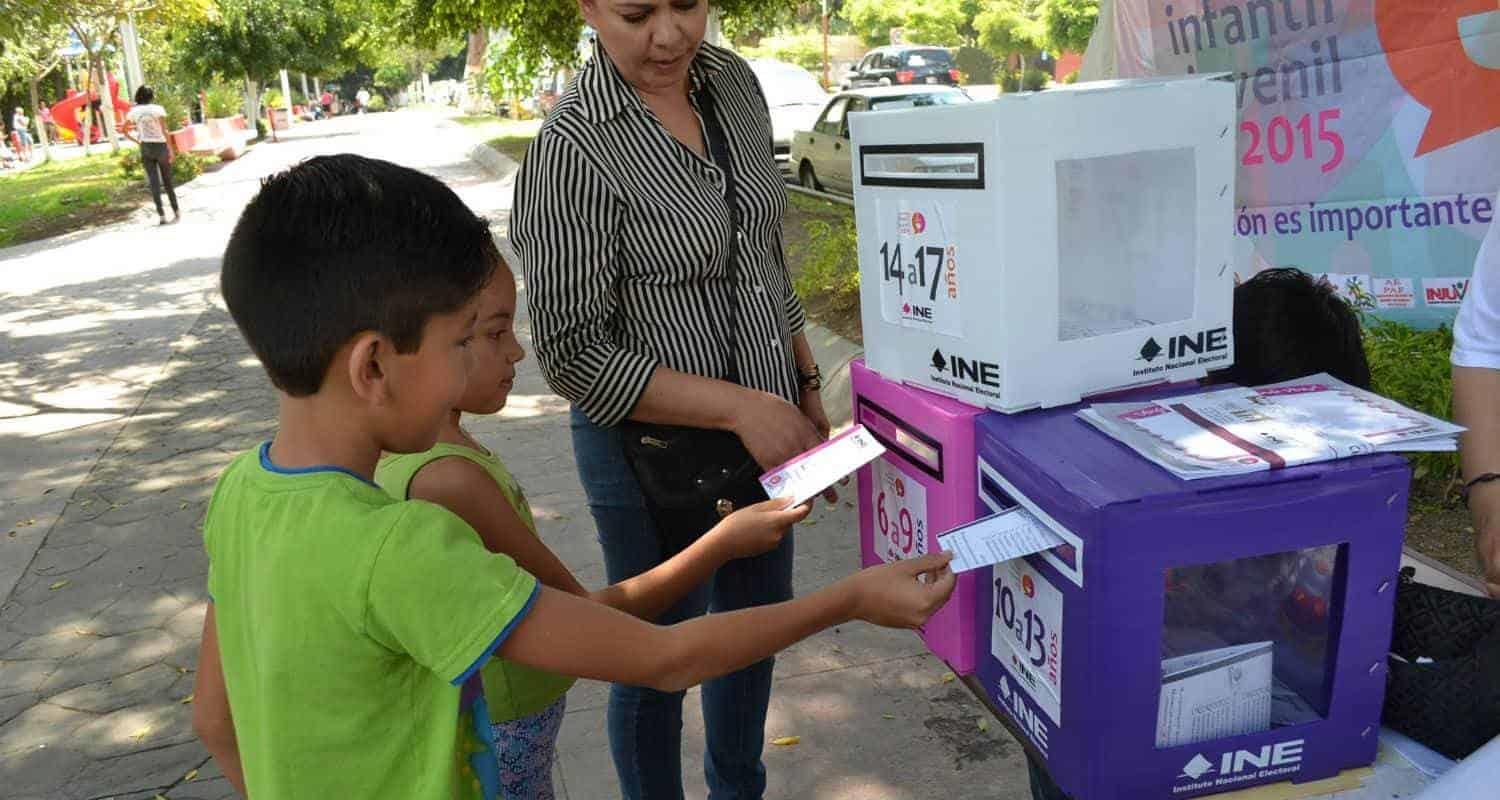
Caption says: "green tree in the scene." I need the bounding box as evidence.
[0,11,69,161]
[1042,0,1098,54]
[378,0,802,109]
[174,0,356,122]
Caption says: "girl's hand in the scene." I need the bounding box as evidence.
[708,499,809,561]
[842,552,956,629]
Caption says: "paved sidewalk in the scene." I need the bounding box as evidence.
[0,111,1032,799]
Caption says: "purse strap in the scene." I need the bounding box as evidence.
[694,83,743,385]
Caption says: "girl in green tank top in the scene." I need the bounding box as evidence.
[376,265,802,799]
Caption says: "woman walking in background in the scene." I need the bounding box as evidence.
[123,86,180,226]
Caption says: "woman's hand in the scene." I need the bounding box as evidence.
[800,388,832,440]
[797,388,843,504]
[731,389,824,472]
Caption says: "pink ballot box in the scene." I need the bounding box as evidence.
[852,358,987,674]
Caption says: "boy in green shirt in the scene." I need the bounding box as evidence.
[193,154,956,799]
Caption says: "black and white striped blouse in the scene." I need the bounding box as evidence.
[511,40,806,428]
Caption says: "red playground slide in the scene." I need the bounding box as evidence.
[50,75,132,144]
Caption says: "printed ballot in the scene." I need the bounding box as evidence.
[1156,641,1274,749]
[1080,373,1462,480]
[761,425,886,507]
[936,507,1066,573]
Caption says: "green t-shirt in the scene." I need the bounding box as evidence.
[377,442,577,722]
[204,444,539,800]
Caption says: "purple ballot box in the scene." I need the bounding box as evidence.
[852,358,988,674]
[973,388,1410,800]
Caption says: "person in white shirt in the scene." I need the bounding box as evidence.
[11,107,32,160]
[355,88,370,114]
[1451,191,1500,597]
[122,86,179,225]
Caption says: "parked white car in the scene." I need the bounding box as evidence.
[789,86,972,195]
[747,59,831,174]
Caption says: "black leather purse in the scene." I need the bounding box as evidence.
[619,82,770,555]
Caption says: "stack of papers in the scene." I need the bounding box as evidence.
[1078,374,1462,480]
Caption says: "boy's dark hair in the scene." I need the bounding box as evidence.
[1210,268,1372,389]
[134,86,154,105]
[222,154,497,396]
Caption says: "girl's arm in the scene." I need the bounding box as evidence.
[410,457,587,596]
[409,457,805,620]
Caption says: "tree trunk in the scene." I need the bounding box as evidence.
[243,76,261,130]
[28,78,52,164]
[97,59,121,154]
[463,28,488,114]
[79,62,95,156]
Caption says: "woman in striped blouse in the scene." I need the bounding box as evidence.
[510,1,833,797]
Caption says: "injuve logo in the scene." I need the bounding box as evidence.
[1377,0,1500,155]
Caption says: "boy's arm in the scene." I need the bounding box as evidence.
[497,552,955,692]
[410,458,588,597]
[192,605,247,796]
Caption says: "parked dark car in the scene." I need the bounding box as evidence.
[840,47,961,89]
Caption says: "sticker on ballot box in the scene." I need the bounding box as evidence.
[872,458,929,563]
[875,199,961,337]
[992,558,1064,725]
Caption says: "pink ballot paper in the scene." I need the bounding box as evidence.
[760,425,886,507]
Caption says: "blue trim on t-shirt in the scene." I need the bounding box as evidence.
[451,581,542,686]
[258,442,379,488]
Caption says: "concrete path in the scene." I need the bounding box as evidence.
[0,110,1031,799]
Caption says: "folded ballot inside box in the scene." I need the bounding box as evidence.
[1156,642,1274,750]
[850,75,1237,412]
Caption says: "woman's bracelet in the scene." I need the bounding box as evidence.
[1462,472,1500,506]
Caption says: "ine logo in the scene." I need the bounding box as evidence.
[1139,338,1164,362]
[930,348,1000,388]
[1139,328,1229,364]
[1180,754,1215,781]
[1178,740,1305,786]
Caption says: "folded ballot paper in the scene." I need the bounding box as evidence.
[1079,374,1462,480]
[936,507,1066,573]
[1156,641,1274,749]
[760,425,885,507]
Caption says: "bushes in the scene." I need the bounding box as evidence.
[1022,67,1051,91]
[119,150,209,185]
[202,82,242,118]
[1363,319,1459,503]
[792,213,861,312]
[366,94,388,112]
[954,46,998,84]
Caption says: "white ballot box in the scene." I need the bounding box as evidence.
[849,75,1238,412]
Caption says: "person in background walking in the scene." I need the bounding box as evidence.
[11,107,33,161]
[37,101,58,143]
[355,87,371,114]
[122,86,180,226]
[319,89,334,117]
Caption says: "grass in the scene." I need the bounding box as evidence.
[0,153,141,247]
[781,191,861,343]
[449,113,544,165]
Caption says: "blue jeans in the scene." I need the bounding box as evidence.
[571,409,795,800]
